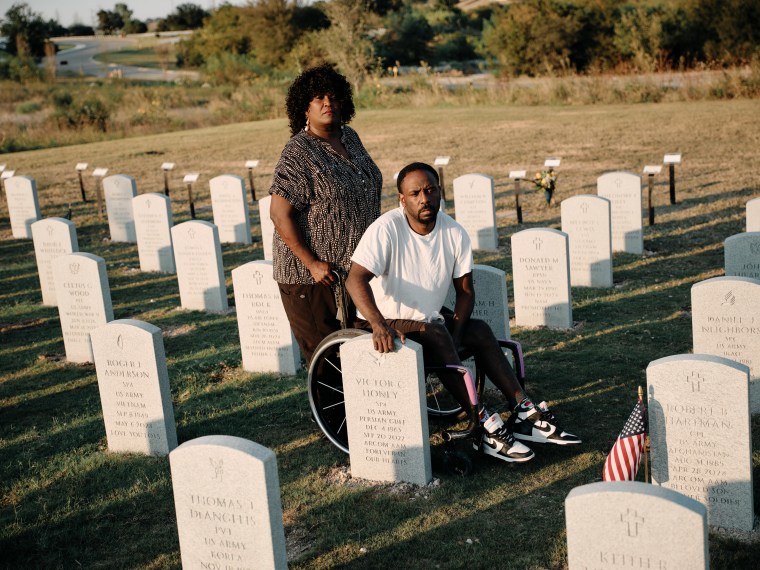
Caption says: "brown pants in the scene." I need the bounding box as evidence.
[278,282,342,365]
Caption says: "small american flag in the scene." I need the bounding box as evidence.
[602,397,648,481]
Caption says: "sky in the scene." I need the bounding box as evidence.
[14,1,251,27]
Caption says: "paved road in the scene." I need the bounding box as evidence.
[52,35,199,82]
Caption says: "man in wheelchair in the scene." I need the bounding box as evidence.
[346,162,581,464]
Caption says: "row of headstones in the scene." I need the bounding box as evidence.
[4,173,278,259]
[454,171,649,254]
[82,315,284,566]
[84,301,754,567]
[48,235,299,374]
[508,222,760,330]
[338,300,757,525]
[28,210,757,564]
[453,171,760,285]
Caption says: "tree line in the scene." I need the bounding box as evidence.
[1,0,758,85]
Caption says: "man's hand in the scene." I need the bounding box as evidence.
[370,322,405,353]
[308,260,336,285]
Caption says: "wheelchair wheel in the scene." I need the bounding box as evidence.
[308,328,367,454]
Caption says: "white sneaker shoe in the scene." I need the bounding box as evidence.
[475,413,535,463]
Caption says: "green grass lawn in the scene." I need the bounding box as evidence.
[1,100,759,568]
[94,46,178,70]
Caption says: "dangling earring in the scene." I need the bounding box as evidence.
[304,116,310,132]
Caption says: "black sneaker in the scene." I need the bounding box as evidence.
[509,400,581,445]
[475,413,535,463]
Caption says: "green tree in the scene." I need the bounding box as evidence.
[690,0,760,63]
[177,1,316,75]
[317,0,378,90]
[96,9,123,34]
[157,3,209,31]
[377,7,434,65]
[613,5,664,71]
[0,2,55,57]
[482,0,583,76]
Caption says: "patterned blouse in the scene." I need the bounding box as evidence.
[269,125,383,284]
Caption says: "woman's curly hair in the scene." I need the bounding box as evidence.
[285,64,355,137]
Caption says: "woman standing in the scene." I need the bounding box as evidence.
[269,64,382,365]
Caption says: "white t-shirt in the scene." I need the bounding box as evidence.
[351,207,473,321]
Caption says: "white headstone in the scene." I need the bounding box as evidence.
[232,261,300,374]
[691,276,760,412]
[91,319,178,456]
[53,252,114,363]
[444,264,511,388]
[5,175,40,239]
[561,195,613,287]
[597,172,643,255]
[341,337,432,486]
[170,435,287,570]
[258,195,274,260]
[453,174,498,250]
[747,197,760,232]
[647,354,754,531]
[103,174,137,243]
[31,217,79,306]
[171,220,228,312]
[566,481,708,570]
[210,174,252,245]
[133,193,175,274]
[724,232,760,280]
[444,264,510,342]
[511,228,573,329]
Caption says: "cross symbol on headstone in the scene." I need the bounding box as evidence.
[47,225,54,236]
[686,371,704,393]
[210,458,224,481]
[146,198,152,209]
[116,334,124,350]
[615,178,622,189]
[253,270,263,285]
[580,203,589,215]
[620,508,644,538]
[188,228,196,239]
[533,237,543,251]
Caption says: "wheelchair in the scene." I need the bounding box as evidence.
[306,273,526,465]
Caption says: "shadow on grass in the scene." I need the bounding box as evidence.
[0,452,180,570]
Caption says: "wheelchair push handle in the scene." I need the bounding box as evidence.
[331,269,350,330]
